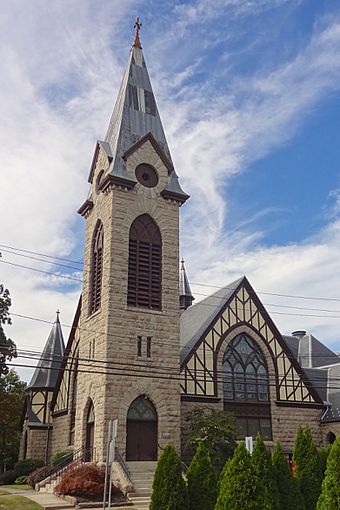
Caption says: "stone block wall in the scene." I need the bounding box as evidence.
[50,413,72,457]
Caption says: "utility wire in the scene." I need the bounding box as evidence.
[3,243,340,304]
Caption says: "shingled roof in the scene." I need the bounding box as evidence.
[28,312,65,390]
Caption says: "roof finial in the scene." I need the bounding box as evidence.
[133,16,142,49]
[56,309,60,323]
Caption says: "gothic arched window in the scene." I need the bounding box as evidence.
[89,221,104,315]
[223,333,269,401]
[127,214,162,309]
[223,333,271,439]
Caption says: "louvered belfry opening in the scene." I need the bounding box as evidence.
[89,221,104,315]
[128,214,162,309]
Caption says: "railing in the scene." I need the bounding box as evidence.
[36,445,94,488]
[115,448,131,484]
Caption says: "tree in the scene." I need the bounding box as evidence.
[293,426,323,510]
[150,445,188,510]
[0,370,26,472]
[317,437,340,509]
[272,441,304,510]
[252,435,279,509]
[185,408,237,473]
[215,442,257,510]
[186,442,217,510]
[0,284,16,376]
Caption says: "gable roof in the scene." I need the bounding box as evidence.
[28,312,65,390]
[180,277,244,363]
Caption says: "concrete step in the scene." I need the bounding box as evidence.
[127,461,157,472]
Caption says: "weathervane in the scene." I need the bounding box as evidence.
[133,16,142,49]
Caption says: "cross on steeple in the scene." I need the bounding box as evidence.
[133,16,142,49]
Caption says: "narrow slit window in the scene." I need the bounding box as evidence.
[144,90,156,116]
[147,337,152,358]
[137,336,142,357]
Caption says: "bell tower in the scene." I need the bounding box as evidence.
[76,19,189,461]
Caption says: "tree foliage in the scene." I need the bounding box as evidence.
[0,284,16,376]
[186,443,217,510]
[150,445,188,510]
[215,442,257,510]
[0,370,26,472]
[272,441,304,510]
[185,408,237,472]
[293,426,323,510]
[252,435,279,510]
[317,437,340,509]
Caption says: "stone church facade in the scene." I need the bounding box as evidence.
[20,25,340,466]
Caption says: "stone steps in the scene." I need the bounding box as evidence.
[126,461,156,508]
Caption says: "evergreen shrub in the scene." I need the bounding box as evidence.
[14,458,44,477]
[187,442,217,510]
[317,436,340,509]
[293,426,322,510]
[252,435,279,510]
[215,442,257,510]
[51,451,72,466]
[150,444,188,510]
[272,442,304,510]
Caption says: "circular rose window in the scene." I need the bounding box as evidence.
[135,163,159,188]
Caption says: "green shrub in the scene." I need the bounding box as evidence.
[293,426,323,510]
[317,437,340,509]
[187,442,217,510]
[51,451,72,466]
[272,441,304,510]
[215,442,257,510]
[0,469,16,485]
[252,435,279,509]
[14,458,44,477]
[15,475,27,484]
[150,445,188,510]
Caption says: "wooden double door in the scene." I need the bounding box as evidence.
[126,420,157,461]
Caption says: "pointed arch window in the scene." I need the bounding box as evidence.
[223,333,271,440]
[89,221,104,315]
[127,214,162,309]
[222,333,269,402]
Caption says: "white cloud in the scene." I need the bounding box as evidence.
[2,1,340,383]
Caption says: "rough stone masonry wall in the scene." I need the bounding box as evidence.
[22,428,50,462]
[73,142,182,462]
[50,413,72,457]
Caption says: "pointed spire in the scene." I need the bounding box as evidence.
[133,16,142,49]
[28,313,65,390]
[95,21,188,202]
[179,259,195,311]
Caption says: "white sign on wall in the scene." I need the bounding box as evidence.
[245,436,253,455]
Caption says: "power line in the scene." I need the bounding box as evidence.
[3,243,340,304]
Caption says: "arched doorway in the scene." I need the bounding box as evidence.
[126,396,158,461]
[85,401,95,461]
[326,431,336,445]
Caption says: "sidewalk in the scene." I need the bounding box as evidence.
[3,487,74,509]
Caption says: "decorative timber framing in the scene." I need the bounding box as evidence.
[180,277,323,406]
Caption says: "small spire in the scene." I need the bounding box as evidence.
[179,259,195,311]
[55,309,60,323]
[133,16,142,49]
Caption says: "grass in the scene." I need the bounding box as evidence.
[0,495,42,509]
[2,485,31,490]
[0,490,9,496]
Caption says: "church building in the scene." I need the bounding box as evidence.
[20,21,340,469]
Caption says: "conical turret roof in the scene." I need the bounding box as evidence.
[179,259,194,299]
[28,311,65,390]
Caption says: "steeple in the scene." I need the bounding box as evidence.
[28,311,65,390]
[179,259,195,310]
[84,17,188,205]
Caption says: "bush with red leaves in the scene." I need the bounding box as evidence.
[55,463,120,500]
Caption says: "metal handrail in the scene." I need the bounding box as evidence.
[36,445,94,486]
[115,447,131,484]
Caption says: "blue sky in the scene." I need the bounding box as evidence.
[2,0,340,381]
